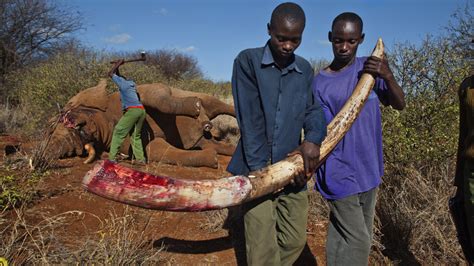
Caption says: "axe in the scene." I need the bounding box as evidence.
[110,51,146,64]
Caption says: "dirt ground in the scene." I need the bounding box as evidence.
[2,140,328,265]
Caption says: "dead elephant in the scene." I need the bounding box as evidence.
[46,79,237,168]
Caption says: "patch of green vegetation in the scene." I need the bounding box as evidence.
[0,170,45,210]
[0,174,24,210]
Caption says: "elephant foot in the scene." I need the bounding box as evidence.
[181,97,202,118]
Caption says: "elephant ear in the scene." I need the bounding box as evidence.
[65,79,109,112]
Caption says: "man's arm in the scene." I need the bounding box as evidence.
[108,59,124,78]
[232,55,270,172]
[291,76,327,186]
[364,56,405,110]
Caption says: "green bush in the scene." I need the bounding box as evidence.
[383,35,468,168]
[9,49,107,133]
[374,12,471,263]
[171,78,232,98]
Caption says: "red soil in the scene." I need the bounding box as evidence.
[2,142,327,264]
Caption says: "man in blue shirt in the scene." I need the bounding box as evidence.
[312,12,405,265]
[227,2,326,265]
[108,59,147,165]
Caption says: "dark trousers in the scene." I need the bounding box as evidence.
[244,188,308,266]
[326,187,378,266]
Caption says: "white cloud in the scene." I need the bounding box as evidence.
[153,8,168,16]
[104,33,132,44]
[317,40,331,46]
[180,46,196,52]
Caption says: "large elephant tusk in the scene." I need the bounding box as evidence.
[82,39,385,211]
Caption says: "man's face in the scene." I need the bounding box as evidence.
[268,19,304,64]
[329,20,364,65]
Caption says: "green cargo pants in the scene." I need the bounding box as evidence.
[109,108,146,162]
[244,187,308,266]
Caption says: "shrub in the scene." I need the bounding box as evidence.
[10,49,107,133]
[0,207,163,264]
[373,10,471,263]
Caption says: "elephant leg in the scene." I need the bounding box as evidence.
[199,96,235,119]
[170,89,235,119]
[141,89,202,117]
[196,106,213,133]
[169,96,202,117]
[146,138,218,168]
[198,139,236,156]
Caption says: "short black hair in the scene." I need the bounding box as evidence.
[270,2,306,28]
[332,12,363,33]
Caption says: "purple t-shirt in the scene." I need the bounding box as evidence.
[312,57,388,200]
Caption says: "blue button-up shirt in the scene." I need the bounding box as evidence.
[227,42,327,176]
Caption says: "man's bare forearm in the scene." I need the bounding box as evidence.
[108,59,124,78]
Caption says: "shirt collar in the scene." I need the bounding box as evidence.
[261,42,302,74]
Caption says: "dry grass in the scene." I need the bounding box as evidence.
[0,104,30,134]
[199,209,229,232]
[307,178,329,222]
[76,207,164,265]
[28,116,62,172]
[374,162,464,264]
[0,204,164,264]
[0,205,86,264]
[306,165,464,264]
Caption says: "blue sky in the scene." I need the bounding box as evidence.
[68,0,470,82]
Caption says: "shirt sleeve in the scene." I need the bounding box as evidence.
[304,74,327,145]
[232,55,270,171]
[111,74,128,90]
[375,77,390,106]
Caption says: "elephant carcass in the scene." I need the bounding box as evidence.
[47,80,237,168]
[82,39,385,211]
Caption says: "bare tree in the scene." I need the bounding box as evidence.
[0,0,83,94]
[445,2,473,59]
[144,49,203,81]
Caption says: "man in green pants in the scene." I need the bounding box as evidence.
[227,2,326,265]
[108,59,146,165]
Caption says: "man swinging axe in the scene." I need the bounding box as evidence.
[107,52,147,165]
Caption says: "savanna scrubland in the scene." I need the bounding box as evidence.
[0,0,472,264]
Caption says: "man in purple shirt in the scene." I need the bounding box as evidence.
[312,12,405,265]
